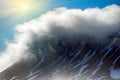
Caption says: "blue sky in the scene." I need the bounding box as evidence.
[0,0,120,51]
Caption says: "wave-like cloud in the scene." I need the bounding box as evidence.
[0,4,120,73]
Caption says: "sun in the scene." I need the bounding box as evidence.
[10,0,42,18]
[12,0,35,15]
[18,3,30,11]
[0,0,48,19]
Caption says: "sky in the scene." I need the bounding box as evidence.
[0,0,120,79]
[0,0,120,52]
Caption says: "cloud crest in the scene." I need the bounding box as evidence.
[0,4,120,73]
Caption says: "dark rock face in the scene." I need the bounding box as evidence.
[0,34,120,80]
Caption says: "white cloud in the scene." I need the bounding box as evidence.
[0,4,120,73]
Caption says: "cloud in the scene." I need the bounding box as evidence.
[0,4,120,74]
